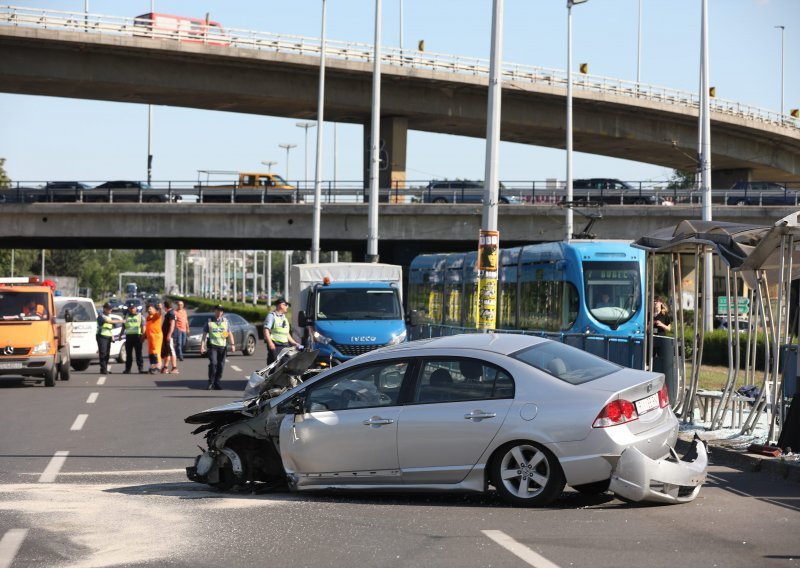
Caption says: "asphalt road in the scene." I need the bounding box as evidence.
[1,342,799,568]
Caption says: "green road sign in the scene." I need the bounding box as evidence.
[717,296,749,315]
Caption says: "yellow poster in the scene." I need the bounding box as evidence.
[477,230,499,330]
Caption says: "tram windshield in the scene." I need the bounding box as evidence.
[583,261,641,328]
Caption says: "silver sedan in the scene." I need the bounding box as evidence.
[186,333,702,506]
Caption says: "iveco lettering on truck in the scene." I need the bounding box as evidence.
[0,277,72,387]
[292,263,407,365]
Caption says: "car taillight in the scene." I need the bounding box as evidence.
[592,399,639,428]
[658,384,670,408]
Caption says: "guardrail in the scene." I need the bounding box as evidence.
[1,4,798,131]
[3,179,800,206]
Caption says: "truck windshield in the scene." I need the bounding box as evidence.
[316,289,401,320]
[0,291,51,321]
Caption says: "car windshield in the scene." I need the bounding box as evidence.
[316,288,401,320]
[188,314,214,328]
[583,260,642,327]
[0,291,51,321]
[512,341,620,385]
[54,299,96,322]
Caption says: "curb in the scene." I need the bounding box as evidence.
[676,438,800,483]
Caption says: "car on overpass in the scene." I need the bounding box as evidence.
[85,181,176,203]
[569,178,668,205]
[725,181,798,206]
[419,180,521,204]
[42,181,93,202]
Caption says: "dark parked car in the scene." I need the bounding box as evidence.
[420,181,521,204]
[570,178,665,205]
[43,181,92,202]
[725,181,797,206]
[185,312,258,356]
[86,181,174,203]
[120,297,144,314]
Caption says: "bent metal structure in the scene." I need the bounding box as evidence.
[634,212,800,445]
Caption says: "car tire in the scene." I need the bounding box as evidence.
[736,200,747,206]
[71,360,91,372]
[490,441,565,507]
[572,479,610,495]
[59,356,70,381]
[146,196,161,203]
[44,366,57,387]
[633,198,647,205]
[117,342,127,364]
[433,197,448,204]
[242,335,256,356]
[499,197,510,204]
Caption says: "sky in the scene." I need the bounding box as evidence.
[1,0,798,186]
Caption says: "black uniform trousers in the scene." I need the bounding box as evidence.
[124,334,144,372]
[97,335,112,373]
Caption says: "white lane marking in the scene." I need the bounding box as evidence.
[39,451,69,483]
[231,365,242,372]
[70,414,88,431]
[86,392,99,404]
[482,530,561,568]
[0,528,29,568]
[97,376,106,385]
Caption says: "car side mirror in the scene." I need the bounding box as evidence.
[63,309,73,323]
[298,310,310,327]
[285,395,306,415]
[406,309,420,326]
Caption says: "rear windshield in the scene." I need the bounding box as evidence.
[0,291,51,321]
[511,341,621,385]
[55,299,96,322]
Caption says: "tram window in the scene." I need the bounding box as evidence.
[408,279,443,325]
[443,284,462,326]
[463,282,478,327]
[518,279,578,332]
[498,277,517,329]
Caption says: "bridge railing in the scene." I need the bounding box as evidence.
[3,179,800,206]
[2,5,797,131]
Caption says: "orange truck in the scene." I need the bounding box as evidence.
[195,172,298,203]
[0,277,72,387]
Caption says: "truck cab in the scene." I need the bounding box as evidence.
[0,277,71,386]
[195,171,297,203]
[292,264,407,365]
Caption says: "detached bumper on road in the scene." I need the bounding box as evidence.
[609,436,707,504]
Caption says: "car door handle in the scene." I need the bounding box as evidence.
[362,417,395,426]
[464,411,497,420]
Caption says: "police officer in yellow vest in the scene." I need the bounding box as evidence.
[264,297,302,364]
[200,304,235,390]
[121,303,146,374]
[96,302,115,374]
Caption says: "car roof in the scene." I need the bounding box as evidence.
[376,333,550,356]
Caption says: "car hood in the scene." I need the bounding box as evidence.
[314,319,406,344]
[184,399,258,425]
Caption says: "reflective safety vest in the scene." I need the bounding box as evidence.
[207,319,229,347]
[124,313,142,335]
[269,311,290,344]
[98,314,114,338]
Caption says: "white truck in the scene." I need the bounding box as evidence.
[290,263,407,365]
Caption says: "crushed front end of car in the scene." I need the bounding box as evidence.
[609,434,708,504]
[185,348,319,491]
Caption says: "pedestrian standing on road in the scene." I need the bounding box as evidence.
[200,304,235,390]
[264,297,301,364]
[174,300,189,362]
[160,299,179,374]
[145,303,163,374]
[96,302,114,374]
[121,303,146,374]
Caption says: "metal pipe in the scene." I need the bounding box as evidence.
[366,0,382,262]
[311,0,327,263]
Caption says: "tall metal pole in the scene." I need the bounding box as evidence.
[399,0,404,52]
[476,0,504,332]
[636,0,642,84]
[147,0,154,184]
[565,1,588,241]
[284,251,291,301]
[700,0,713,332]
[252,251,258,306]
[311,0,327,264]
[366,0,382,263]
[776,25,785,118]
[267,251,272,303]
[279,144,297,181]
[296,122,316,189]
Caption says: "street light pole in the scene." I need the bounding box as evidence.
[366,0,382,263]
[699,0,713,332]
[776,25,785,118]
[565,0,588,242]
[261,160,277,171]
[278,144,297,182]
[296,122,316,188]
[636,0,642,84]
[311,0,328,264]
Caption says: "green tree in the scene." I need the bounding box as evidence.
[0,158,10,188]
[666,168,696,190]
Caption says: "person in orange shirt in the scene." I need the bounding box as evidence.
[144,303,163,374]
[174,300,189,362]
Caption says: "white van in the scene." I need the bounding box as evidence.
[54,297,125,371]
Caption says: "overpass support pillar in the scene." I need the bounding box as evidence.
[712,168,752,189]
[364,116,408,197]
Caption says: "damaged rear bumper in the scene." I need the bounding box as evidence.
[608,439,707,504]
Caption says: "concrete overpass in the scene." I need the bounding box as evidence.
[1,7,800,190]
[0,203,792,265]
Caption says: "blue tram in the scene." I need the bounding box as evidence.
[408,240,645,337]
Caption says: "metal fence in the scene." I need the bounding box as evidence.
[1,4,798,131]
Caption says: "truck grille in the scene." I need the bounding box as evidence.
[1,347,31,356]
[334,344,382,357]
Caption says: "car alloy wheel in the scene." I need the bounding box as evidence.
[243,335,256,356]
[491,441,565,506]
